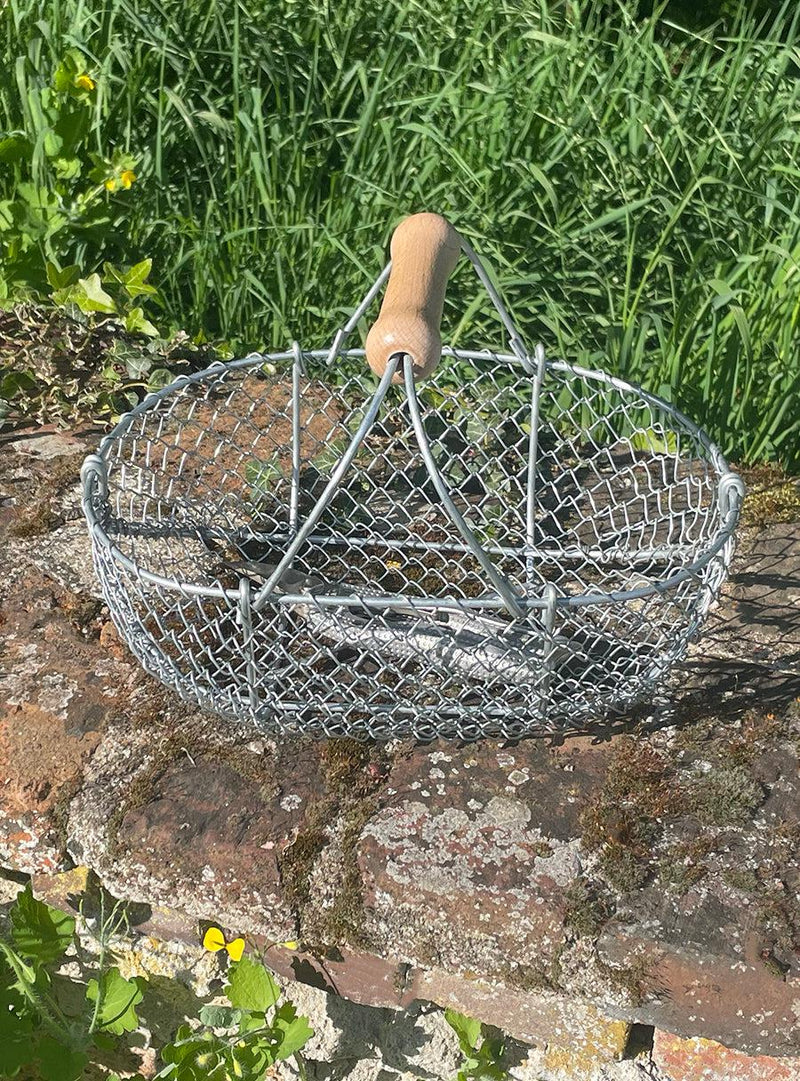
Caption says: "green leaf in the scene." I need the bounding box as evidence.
[572,198,653,238]
[53,49,85,93]
[444,1009,482,1055]
[75,273,116,313]
[1,368,39,399]
[0,941,39,995]
[16,182,55,210]
[36,1036,88,1081]
[0,199,17,230]
[161,1026,231,1079]
[46,261,80,290]
[86,967,145,1034]
[224,957,280,1013]
[124,306,159,337]
[630,427,678,454]
[228,1040,268,1076]
[125,353,153,380]
[123,258,156,297]
[42,128,63,157]
[0,983,37,1076]
[0,1032,36,1078]
[198,1004,242,1029]
[237,1010,267,1034]
[147,367,175,390]
[53,156,81,180]
[0,134,31,163]
[10,885,75,966]
[272,1001,313,1060]
[160,1023,197,1063]
[310,434,351,475]
[244,457,286,501]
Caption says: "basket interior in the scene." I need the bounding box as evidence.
[88,350,732,735]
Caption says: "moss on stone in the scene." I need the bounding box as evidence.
[321,739,371,793]
[502,959,559,993]
[580,737,675,893]
[50,769,89,853]
[596,953,652,1008]
[657,836,715,894]
[277,740,391,954]
[53,586,104,635]
[279,804,332,921]
[7,451,83,537]
[689,765,764,827]
[310,796,379,951]
[105,721,281,859]
[563,879,613,938]
[105,735,185,858]
[722,868,760,893]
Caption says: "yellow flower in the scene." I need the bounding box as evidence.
[281,940,299,950]
[76,73,95,92]
[104,178,117,192]
[203,926,246,961]
[385,559,402,570]
[120,169,136,189]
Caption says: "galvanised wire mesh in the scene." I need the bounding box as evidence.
[82,232,744,740]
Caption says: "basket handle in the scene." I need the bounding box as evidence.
[365,212,461,382]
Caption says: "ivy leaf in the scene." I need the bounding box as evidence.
[124,306,159,337]
[74,273,116,313]
[46,261,80,290]
[36,1036,89,1081]
[224,957,280,1013]
[0,368,38,399]
[244,457,286,504]
[86,967,145,1034]
[123,258,158,299]
[272,1001,313,1060]
[9,885,75,966]
[125,353,153,380]
[147,367,175,390]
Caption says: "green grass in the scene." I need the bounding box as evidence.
[1,0,799,467]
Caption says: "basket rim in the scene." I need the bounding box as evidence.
[81,347,745,611]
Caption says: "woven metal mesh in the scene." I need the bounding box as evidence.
[82,332,743,739]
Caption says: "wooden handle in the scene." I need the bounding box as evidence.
[365,213,461,382]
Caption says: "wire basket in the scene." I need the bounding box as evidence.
[82,214,744,740]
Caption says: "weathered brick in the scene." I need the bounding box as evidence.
[653,1030,800,1081]
[543,1020,631,1077]
[411,966,630,1058]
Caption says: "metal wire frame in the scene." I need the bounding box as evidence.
[81,242,745,740]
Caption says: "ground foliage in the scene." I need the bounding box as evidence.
[1,0,799,465]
